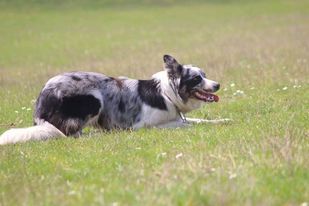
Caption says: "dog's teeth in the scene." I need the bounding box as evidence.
[206,96,214,101]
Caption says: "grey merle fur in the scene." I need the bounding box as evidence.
[33,55,219,136]
[35,71,166,134]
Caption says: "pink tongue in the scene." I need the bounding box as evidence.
[214,94,219,102]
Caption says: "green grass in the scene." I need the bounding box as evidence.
[0,0,308,205]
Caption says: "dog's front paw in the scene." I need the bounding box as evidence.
[219,118,233,123]
[186,117,233,124]
[212,118,233,124]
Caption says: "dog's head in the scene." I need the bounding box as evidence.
[163,54,220,112]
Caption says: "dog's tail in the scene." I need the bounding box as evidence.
[0,121,66,145]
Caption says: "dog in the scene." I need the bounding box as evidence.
[0,55,229,145]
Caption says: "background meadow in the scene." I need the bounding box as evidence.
[0,0,308,205]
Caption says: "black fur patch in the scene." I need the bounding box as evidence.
[35,92,102,135]
[138,79,167,110]
[177,65,183,74]
[35,91,60,121]
[118,99,125,112]
[71,75,82,81]
[60,95,101,119]
[180,75,202,90]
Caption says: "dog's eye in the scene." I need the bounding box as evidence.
[193,76,202,82]
[181,75,203,89]
[189,76,202,86]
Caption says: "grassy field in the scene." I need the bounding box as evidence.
[0,0,308,205]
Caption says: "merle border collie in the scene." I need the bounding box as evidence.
[0,55,229,145]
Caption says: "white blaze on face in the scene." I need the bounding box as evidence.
[203,78,219,92]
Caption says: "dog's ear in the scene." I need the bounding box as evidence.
[163,55,182,77]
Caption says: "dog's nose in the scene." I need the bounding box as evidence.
[214,83,220,91]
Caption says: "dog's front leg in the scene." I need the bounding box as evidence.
[156,119,191,128]
[186,117,232,124]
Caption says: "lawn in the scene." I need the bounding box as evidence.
[0,0,308,205]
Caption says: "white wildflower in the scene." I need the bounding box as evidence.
[175,153,183,159]
[233,90,245,96]
[229,173,237,179]
[156,152,167,160]
[293,85,301,89]
[15,110,19,113]
[230,83,235,87]
[282,86,288,91]
[21,107,26,110]
[68,190,77,196]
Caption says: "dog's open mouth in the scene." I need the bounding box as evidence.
[193,90,219,103]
